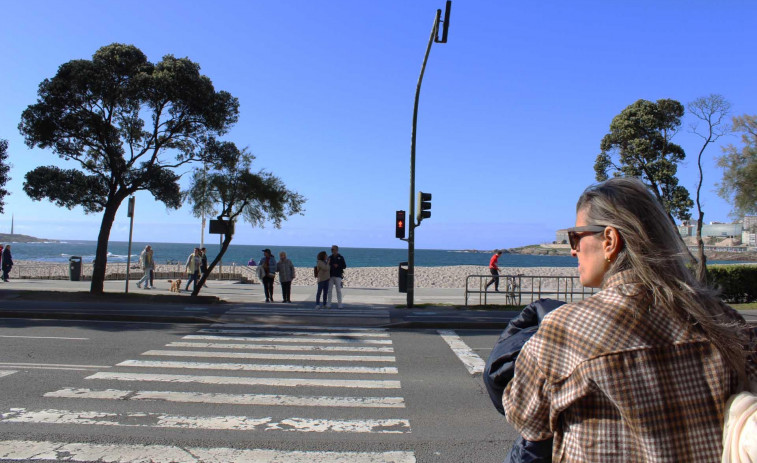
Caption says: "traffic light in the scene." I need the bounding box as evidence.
[395,210,406,239]
[418,192,432,223]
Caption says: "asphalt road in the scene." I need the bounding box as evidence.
[0,317,517,462]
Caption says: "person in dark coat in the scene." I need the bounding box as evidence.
[484,298,565,463]
[1,245,13,282]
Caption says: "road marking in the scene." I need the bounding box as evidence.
[203,327,389,337]
[211,323,387,332]
[437,330,485,375]
[142,349,396,362]
[0,440,416,462]
[45,388,406,408]
[0,362,110,371]
[0,371,16,378]
[0,335,89,340]
[0,408,411,433]
[184,334,393,345]
[166,341,394,353]
[87,372,402,389]
[117,360,398,374]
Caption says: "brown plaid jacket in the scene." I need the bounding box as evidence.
[503,270,756,462]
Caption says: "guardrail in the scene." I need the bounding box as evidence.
[464,274,597,306]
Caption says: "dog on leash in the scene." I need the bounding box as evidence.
[167,279,182,293]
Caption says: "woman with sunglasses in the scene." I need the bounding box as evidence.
[502,177,756,462]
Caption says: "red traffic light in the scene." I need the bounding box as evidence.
[396,210,406,239]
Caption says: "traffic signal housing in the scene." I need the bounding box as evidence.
[396,210,406,239]
[418,192,432,224]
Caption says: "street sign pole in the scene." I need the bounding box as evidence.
[125,197,135,294]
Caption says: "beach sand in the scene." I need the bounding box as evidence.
[10,261,578,289]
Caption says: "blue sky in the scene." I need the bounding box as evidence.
[0,0,755,250]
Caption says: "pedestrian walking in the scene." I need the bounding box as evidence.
[136,245,154,289]
[326,245,347,308]
[200,247,209,288]
[1,245,12,282]
[502,178,757,462]
[261,249,277,302]
[276,251,295,303]
[184,247,201,292]
[314,251,330,309]
[485,249,503,292]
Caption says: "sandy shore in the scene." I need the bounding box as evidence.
[9,261,579,289]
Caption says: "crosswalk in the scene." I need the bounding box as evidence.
[0,324,415,462]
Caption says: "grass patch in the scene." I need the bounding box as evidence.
[731,302,757,310]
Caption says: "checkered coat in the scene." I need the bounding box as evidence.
[504,270,757,462]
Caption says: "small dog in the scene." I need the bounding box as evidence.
[167,279,182,293]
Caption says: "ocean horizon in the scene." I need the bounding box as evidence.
[6,240,580,268]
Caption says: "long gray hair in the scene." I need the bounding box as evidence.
[577,177,750,381]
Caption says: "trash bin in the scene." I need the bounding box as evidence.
[398,261,408,293]
[69,256,82,281]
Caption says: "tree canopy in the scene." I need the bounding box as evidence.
[18,43,239,293]
[595,98,693,222]
[0,139,11,214]
[718,114,757,219]
[184,140,306,296]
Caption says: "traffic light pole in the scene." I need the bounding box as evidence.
[408,8,446,309]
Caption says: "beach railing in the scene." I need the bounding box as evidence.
[464,274,597,307]
[10,262,250,281]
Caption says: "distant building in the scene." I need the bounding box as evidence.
[558,217,754,248]
[744,215,757,232]
[677,220,742,239]
[555,229,569,245]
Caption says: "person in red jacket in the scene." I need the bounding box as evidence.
[485,249,503,292]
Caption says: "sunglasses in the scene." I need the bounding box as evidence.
[566,225,607,251]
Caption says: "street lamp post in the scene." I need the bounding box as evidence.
[407,1,451,308]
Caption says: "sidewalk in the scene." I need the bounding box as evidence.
[0,278,522,329]
[0,278,754,327]
[0,278,470,306]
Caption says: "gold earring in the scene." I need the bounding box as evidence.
[606,257,612,263]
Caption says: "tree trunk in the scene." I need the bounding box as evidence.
[192,230,234,297]
[696,214,707,284]
[90,201,121,294]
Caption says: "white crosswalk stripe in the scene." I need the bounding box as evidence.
[1,325,413,460]
[166,341,394,352]
[0,408,411,433]
[87,371,402,389]
[201,327,390,337]
[142,349,396,362]
[0,440,416,463]
[116,359,399,374]
[45,387,406,408]
[184,334,393,344]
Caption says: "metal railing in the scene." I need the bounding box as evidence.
[464,274,597,306]
[8,262,248,281]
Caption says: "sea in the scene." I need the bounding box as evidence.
[6,240,580,268]
[5,240,747,268]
